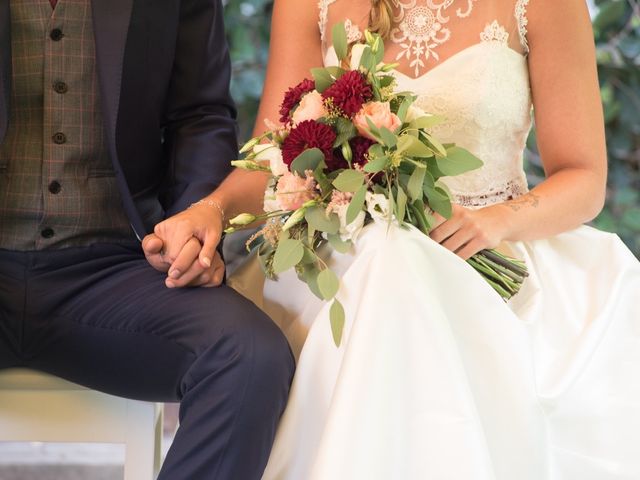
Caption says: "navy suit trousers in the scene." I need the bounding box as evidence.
[0,242,294,479]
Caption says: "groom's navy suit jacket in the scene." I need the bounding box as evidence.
[0,0,237,239]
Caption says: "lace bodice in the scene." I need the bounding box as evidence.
[320,0,533,208]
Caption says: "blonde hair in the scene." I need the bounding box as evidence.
[369,0,395,39]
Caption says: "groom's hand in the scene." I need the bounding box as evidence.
[142,233,225,288]
[142,201,225,287]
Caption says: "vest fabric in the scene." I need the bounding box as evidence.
[0,0,134,250]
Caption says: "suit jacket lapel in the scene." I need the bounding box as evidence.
[90,0,133,151]
[91,0,147,237]
[0,0,11,142]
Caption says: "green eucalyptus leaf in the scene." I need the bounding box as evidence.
[272,238,305,274]
[410,114,446,130]
[311,67,335,93]
[299,264,324,300]
[407,165,426,201]
[424,185,452,219]
[435,146,483,176]
[396,134,433,158]
[327,233,353,253]
[364,154,390,173]
[396,185,408,222]
[305,206,340,234]
[379,126,398,147]
[332,23,348,61]
[346,184,367,224]
[330,299,346,346]
[290,148,325,176]
[333,169,365,192]
[318,268,340,300]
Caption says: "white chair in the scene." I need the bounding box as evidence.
[0,368,163,480]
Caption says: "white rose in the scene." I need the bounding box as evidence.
[253,144,288,177]
[365,192,392,222]
[334,203,366,242]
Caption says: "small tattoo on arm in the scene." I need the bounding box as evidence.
[506,193,540,212]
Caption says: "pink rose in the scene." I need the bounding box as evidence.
[292,91,327,125]
[353,101,402,141]
[275,171,317,211]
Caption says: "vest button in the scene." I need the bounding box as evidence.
[52,132,67,144]
[41,228,55,239]
[53,81,68,94]
[50,29,64,41]
[48,181,62,194]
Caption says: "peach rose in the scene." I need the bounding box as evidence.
[275,171,317,211]
[292,91,327,125]
[353,101,402,141]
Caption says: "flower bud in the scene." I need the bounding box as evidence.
[341,142,353,163]
[228,213,257,226]
[282,208,306,231]
[239,137,260,154]
[231,160,270,171]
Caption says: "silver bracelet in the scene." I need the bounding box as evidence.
[190,198,225,222]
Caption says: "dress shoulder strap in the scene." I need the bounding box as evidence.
[318,0,337,42]
[515,0,531,54]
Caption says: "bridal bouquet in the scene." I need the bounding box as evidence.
[227,24,528,345]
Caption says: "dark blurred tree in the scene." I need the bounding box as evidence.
[223,0,640,256]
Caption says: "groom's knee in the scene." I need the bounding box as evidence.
[179,286,294,399]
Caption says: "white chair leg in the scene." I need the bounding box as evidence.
[154,403,164,477]
[124,400,162,480]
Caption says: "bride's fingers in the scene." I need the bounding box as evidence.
[455,238,484,260]
[429,216,463,244]
[440,228,474,254]
[167,237,202,283]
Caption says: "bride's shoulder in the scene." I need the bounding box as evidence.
[524,0,593,51]
[271,0,324,34]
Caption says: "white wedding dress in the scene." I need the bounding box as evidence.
[229,1,640,478]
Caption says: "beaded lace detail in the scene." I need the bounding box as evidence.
[515,0,530,53]
[390,0,480,76]
[480,20,509,45]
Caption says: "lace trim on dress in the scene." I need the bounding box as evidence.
[454,179,529,208]
[515,0,530,54]
[318,0,337,42]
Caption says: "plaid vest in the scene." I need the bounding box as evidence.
[0,0,135,250]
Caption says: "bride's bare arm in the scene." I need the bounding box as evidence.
[431,0,607,258]
[145,0,324,287]
[206,0,325,220]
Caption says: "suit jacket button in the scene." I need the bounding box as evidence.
[52,132,67,144]
[41,228,55,239]
[48,181,62,194]
[50,29,64,41]
[53,81,68,94]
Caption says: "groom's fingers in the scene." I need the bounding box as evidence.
[142,233,170,272]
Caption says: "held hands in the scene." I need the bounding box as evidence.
[429,204,510,260]
[142,201,226,288]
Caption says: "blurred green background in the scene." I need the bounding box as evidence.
[222,0,640,257]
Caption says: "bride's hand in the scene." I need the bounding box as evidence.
[142,200,225,287]
[429,204,509,260]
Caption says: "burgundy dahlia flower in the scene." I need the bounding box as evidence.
[279,78,316,124]
[281,120,337,167]
[322,71,373,118]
